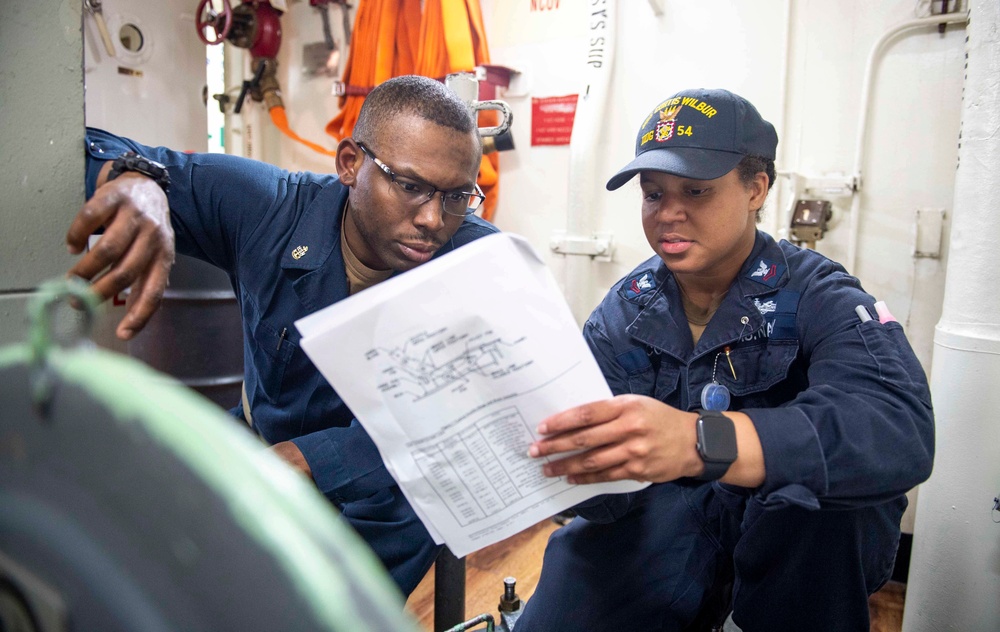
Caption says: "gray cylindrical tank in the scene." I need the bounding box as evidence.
[126,254,243,410]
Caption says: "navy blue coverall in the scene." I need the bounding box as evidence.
[518,231,934,631]
[84,129,499,595]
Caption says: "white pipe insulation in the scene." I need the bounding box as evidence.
[771,0,794,241]
[903,2,1000,630]
[846,11,969,274]
[563,0,616,324]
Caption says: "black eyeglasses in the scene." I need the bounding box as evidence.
[357,142,485,217]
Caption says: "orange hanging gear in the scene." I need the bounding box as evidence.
[415,0,500,222]
[326,0,502,222]
[325,0,421,142]
[270,106,338,158]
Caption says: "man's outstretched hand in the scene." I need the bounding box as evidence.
[66,165,175,340]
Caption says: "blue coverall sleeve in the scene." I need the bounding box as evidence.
[290,421,397,504]
[746,264,934,510]
[85,127,288,272]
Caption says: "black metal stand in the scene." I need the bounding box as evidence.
[434,547,466,631]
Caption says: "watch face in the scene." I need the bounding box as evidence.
[698,415,738,463]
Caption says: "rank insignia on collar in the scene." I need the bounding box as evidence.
[747,258,785,287]
[624,271,656,298]
[291,245,309,260]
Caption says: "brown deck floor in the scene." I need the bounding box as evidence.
[406,519,907,631]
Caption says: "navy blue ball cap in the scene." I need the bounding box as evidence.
[606,88,778,191]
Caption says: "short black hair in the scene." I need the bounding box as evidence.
[353,75,478,147]
[737,154,776,222]
[737,154,776,191]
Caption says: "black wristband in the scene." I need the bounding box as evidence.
[697,459,733,481]
[107,151,171,193]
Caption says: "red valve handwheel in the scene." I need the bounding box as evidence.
[196,0,234,45]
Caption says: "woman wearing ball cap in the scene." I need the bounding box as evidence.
[522,88,934,630]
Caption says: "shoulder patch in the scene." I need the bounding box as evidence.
[746,258,786,287]
[623,271,657,298]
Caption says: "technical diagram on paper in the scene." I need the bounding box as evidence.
[374,325,530,402]
[296,233,647,557]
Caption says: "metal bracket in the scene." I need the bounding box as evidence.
[803,173,858,197]
[29,278,100,416]
[914,208,946,259]
[549,231,615,262]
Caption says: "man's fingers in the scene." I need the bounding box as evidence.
[68,172,173,285]
[116,258,170,340]
[67,209,144,284]
[66,233,131,285]
[83,218,162,301]
[73,217,173,340]
[67,161,117,254]
[66,185,122,255]
[67,193,174,321]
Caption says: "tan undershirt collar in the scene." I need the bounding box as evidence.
[341,205,392,295]
[679,283,725,346]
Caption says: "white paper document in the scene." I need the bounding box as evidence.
[296,233,647,557]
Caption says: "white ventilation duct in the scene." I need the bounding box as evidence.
[903,1,1000,629]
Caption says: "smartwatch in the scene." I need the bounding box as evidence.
[107,151,171,193]
[695,409,738,481]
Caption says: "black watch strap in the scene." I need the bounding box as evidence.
[107,151,171,193]
[698,459,732,481]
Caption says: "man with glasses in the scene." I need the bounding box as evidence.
[66,75,497,596]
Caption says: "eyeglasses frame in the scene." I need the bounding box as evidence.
[356,142,485,217]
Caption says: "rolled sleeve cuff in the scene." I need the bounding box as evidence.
[745,407,827,511]
[85,129,132,197]
[290,420,397,505]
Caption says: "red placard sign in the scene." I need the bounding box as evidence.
[531,95,578,146]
